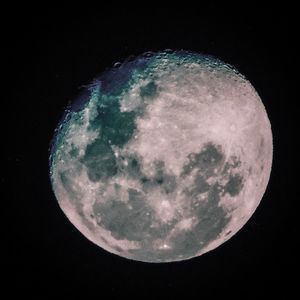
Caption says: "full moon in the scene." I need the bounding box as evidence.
[50,50,273,262]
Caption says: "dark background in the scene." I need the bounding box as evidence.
[3,4,295,297]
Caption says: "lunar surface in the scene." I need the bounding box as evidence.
[50,50,273,262]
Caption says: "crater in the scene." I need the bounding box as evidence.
[259,137,265,155]
[112,245,125,253]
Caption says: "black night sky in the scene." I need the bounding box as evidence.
[3,4,296,297]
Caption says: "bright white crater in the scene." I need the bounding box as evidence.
[50,50,273,262]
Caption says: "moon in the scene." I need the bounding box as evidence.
[50,50,273,262]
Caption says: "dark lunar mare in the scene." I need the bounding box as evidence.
[139,81,159,98]
[128,182,231,262]
[79,60,162,183]
[93,160,178,244]
[224,174,244,196]
[80,95,138,182]
[82,141,118,182]
[182,143,224,177]
[128,143,244,262]
[54,53,158,185]
[93,190,154,242]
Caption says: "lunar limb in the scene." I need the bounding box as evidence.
[50,50,273,262]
